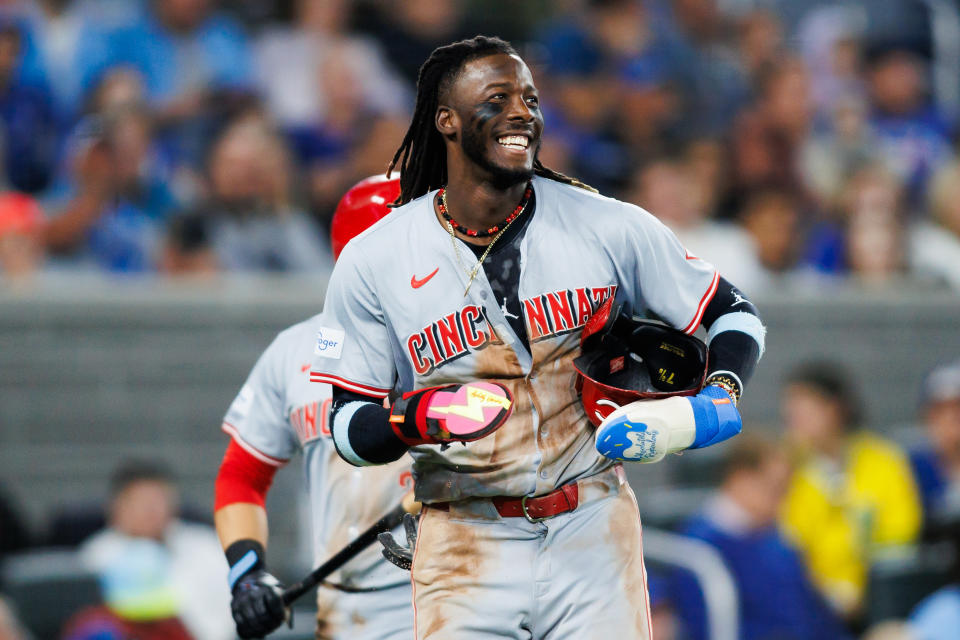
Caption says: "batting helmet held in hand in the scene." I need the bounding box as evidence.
[330,174,401,260]
[574,298,709,427]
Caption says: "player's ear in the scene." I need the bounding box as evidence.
[436,105,458,140]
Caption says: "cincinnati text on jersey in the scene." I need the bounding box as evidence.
[406,284,618,376]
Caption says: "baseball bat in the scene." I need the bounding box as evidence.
[281,493,420,606]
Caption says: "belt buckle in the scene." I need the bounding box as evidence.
[520,495,548,524]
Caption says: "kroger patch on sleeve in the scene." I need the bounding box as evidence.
[314,328,346,359]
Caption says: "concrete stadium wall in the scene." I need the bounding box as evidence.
[1,278,958,571]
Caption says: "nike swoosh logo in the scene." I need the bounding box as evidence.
[411,267,439,289]
[301,364,311,373]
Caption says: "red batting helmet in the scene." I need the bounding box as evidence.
[574,298,708,427]
[330,174,401,260]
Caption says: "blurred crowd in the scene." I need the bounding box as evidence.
[0,0,955,292]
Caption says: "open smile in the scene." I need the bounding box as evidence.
[496,133,533,155]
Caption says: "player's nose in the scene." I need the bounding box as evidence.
[505,94,536,124]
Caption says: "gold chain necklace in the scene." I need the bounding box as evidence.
[443,190,529,297]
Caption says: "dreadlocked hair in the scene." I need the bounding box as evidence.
[387,35,595,207]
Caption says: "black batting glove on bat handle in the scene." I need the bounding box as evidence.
[378,513,419,570]
[226,540,289,639]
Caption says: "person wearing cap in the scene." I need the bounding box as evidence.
[778,360,921,622]
[909,359,960,529]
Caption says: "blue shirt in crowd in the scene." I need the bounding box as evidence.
[670,507,848,640]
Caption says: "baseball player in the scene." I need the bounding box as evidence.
[214,176,414,640]
[313,36,765,639]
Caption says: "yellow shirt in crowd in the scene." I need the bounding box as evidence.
[780,432,922,616]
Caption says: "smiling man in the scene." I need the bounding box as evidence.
[312,36,765,639]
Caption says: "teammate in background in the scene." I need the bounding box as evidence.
[313,36,765,638]
[214,176,414,640]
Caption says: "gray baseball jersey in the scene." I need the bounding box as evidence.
[311,176,718,503]
[222,314,412,590]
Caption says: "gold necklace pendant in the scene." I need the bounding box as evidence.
[441,186,531,297]
[447,213,522,297]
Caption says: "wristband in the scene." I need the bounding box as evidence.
[226,539,265,590]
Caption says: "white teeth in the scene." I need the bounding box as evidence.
[498,135,528,149]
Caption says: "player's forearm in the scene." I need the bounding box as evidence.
[330,388,409,466]
[215,502,269,550]
[700,277,765,402]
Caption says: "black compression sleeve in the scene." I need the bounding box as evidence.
[700,277,763,394]
[330,388,408,465]
[701,277,759,327]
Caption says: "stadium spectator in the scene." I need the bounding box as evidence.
[795,4,867,119]
[842,166,907,285]
[254,0,408,132]
[78,0,255,167]
[0,18,57,194]
[670,435,847,640]
[908,161,960,291]
[278,38,408,226]
[358,0,467,85]
[42,107,179,272]
[728,56,814,212]
[62,539,193,640]
[804,164,907,281]
[535,0,687,191]
[164,117,332,273]
[780,361,922,621]
[627,155,760,292]
[865,44,952,208]
[737,187,804,292]
[0,189,44,280]
[664,0,750,135]
[799,93,880,211]
[20,0,109,125]
[78,459,232,640]
[909,360,960,529]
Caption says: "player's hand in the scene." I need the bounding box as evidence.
[595,385,741,463]
[389,381,513,447]
[231,569,288,639]
[378,512,419,570]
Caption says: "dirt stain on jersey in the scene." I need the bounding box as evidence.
[314,591,337,640]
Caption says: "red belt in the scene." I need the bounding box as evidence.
[432,483,580,523]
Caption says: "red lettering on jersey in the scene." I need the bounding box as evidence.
[546,291,576,334]
[437,313,465,358]
[460,306,487,348]
[523,296,551,341]
[319,397,332,437]
[399,470,413,489]
[407,333,433,376]
[591,285,618,307]
[423,326,444,364]
[304,401,317,440]
[575,287,594,326]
